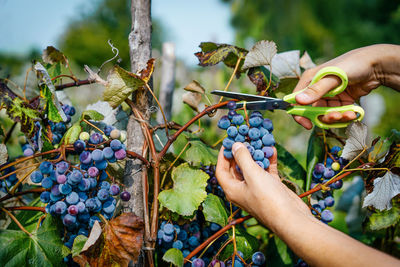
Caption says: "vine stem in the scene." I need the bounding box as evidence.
[160,142,190,188]
[0,162,40,180]
[10,166,37,194]
[184,215,251,262]
[82,119,104,135]
[1,207,31,236]
[158,101,229,159]
[4,206,45,212]
[51,74,78,82]
[144,83,169,137]
[55,79,93,91]
[0,148,60,172]
[218,56,243,104]
[0,188,46,202]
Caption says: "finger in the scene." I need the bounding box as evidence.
[341,110,357,121]
[293,115,313,130]
[231,142,261,180]
[295,75,341,105]
[293,69,318,92]
[216,147,231,173]
[267,147,279,178]
[320,111,343,123]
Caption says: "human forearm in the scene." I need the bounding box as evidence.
[272,210,400,267]
[372,44,400,91]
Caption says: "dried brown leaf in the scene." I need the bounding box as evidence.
[184,80,205,94]
[139,58,155,82]
[42,46,66,65]
[182,92,202,112]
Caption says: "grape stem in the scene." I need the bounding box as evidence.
[217,56,243,104]
[55,79,93,91]
[1,207,32,236]
[4,206,46,212]
[144,82,169,137]
[0,188,46,203]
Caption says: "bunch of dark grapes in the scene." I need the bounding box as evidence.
[218,101,275,171]
[0,166,19,193]
[49,104,76,145]
[309,146,347,224]
[32,127,131,254]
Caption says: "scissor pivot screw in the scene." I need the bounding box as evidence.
[273,102,279,109]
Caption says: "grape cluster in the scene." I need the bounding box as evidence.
[218,101,275,171]
[32,128,130,250]
[0,166,19,193]
[309,146,347,224]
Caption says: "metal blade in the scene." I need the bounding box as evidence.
[235,100,291,110]
[211,90,278,101]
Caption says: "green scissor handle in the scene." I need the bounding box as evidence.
[286,105,365,129]
[283,66,348,104]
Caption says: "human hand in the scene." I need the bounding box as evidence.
[293,45,385,129]
[215,142,310,231]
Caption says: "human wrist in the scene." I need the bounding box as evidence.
[371,44,400,90]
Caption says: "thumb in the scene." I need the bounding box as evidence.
[232,142,261,177]
[295,75,341,105]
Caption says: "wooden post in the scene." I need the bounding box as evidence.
[157,42,176,123]
[126,0,152,265]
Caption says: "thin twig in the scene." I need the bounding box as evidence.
[23,67,32,101]
[1,207,31,236]
[55,79,92,91]
[0,188,46,202]
[4,206,45,212]
[144,83,169,137]
[82,119,105,135]
[218,56,243,103]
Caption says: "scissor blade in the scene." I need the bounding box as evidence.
[235,100,291,110]
[211,90,275,101]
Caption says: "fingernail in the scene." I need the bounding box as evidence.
[232,142,244,155]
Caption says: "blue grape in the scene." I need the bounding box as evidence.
[54,122,66,133]
[252,252,266,265]
[59,183,72,195]
[324,196,335,207]
[172,240,183,250]
[250,111,262,117]
[330,180,343,190]
[261,133,275,146]
[56,161,69,174]
[210,223,221,232]
[31,171,43,183]
[78,179,91,191]
[110,184,120,196]
[262,118,273,131]
[223,149,233,159]
[163,223,175,235]
[253,149,264,161]
[249,116,263,127]
[40,191,51,203]
[102,200,116,214]
[238,124,249,135]
[227,100,237,110]
[73,140,86,153]
[69,170,83,184]
[259,126,269,137]
[77,228,89,237]
[48,170,57,182]
[42,177,53,189]
[183,250,190,258]
[89,216,101,228]
[66,192,79,205]
[250,139,262,149]
[100,181,110,190]
[79,151,92,164]
[218,116,231,130]
[321,210,334,222]
[63,214,77,226]
[245,142,255,155]
[311,204,322,215]
[110,139,122,151]
[318,200,326,210]
[88,178,97,188]
[331,146,341,154]
[231,114,244,125]
[227,126,238,138]
[178,230,188,241]
[91,149,104,162]
[188,236,200,247]
[39,161,53,174]
[228,110,236,119]
[103,147,114,159]
[262,146,274,158]
[222,138,235,150]
[324,168,335,179]
[262,158,270,169]
[162,232,174,242]
[89,133,103,144]
[85,198,97,211]
[248,128,260,140]
[97,188,109,201]
[54,201,67,215]
[314,163,325,174]
[78,212,90,223]
[51,184,61,196]
[76,202,86,213]
[234,133,246,143]
[104,125,114,136]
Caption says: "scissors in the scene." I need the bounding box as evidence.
[211,66,364,129]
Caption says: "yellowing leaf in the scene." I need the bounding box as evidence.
[195,42,247,68]
[158,163,209,216]
[242,40,277,69]
[363,171,400,211]
[342,122,368,160]
[182,92,202,112]
[139,58,155,83]
[103,65,145,108]
[184,80,205,94]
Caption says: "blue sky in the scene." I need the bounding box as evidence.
[0,0,234,65]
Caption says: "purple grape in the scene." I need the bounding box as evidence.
[262,118,273,131]
[255,161,264,168]
[88,166,99,177]
[262,146,274,158]
[69,170,83,184]
[89,132,103,144]
[228,110,237,119]
[252,251,266,265]
[23,148,34,157]
[79,151,92,164]
[56,161,69,174]
[227,126,238,138]
[68,205,78,215]
[110,184,120,196]
[314,163,325,174]
[73,140,86,153]
[63,214,76,226]
[324,168,335,179]
[103,147,114,159]
[110,139,122,151]
[97,188,109,201]
[120,191,131,201]
[330,179,343,189]
[248,128,261,140]
[321,210,334,222]
[54,201,67,214]
[192,258,205,267]
[114,149,126,160]
[324,196,335,207]
[227,100,237,110]
[76,202,86,213]
[51,185,61,196]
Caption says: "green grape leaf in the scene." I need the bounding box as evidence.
[242,40,277,69]
[220,227,258,260]
[182,140,218,166]
[158,163,209,216]
[273,236,293,265]
[162,248,183,267]
[305,129,324,191]
[103,65,145,108]
[247,66,279,93]
[195,42,247,69]
[202,194,229,227]
[0,215,70,267]
[72,235,88,258]
[81,110,105,121]
[276,143,306,191]
[368,205,400,230]
[64,123,82,144]
[34,62,67,122]
[45,62,62,78]
[7,198,46,232]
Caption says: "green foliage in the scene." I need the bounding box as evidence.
[7,198,46,232]
[202,194,229,227]
[158,163,209,216]
[220,227,259,260]
[0,215,70,267]
[305,129,324,190]
[81,110,105,121]
[162,248,184,267]
[368,206,400,231]
[64,123,82,144]
[182,140,219,167]
[276,143,306,190]
[72,235,88,258]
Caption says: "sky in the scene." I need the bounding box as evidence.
[0,0,234,65]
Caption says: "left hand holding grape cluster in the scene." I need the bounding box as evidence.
[215,142,311,232]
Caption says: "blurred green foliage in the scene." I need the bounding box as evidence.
[221,0,400,59]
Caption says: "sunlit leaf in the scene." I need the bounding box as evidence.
[368,204,400,230]
[0,144,7,166]
[103,65,145,108]
[64,123,82,144]
[162,248,183,267]
[85,101,118,126]
[341,122,367,160]
[220,227,258,260]
[0,215,70,267]
[363,171,400,211]
[42,46,66,65]
[81,110,105,121]
[72,235,88,258]
[202,194,229,227]
[182,91,202,112]
[35,62,67,122]
[182,140,218,166]
[242,40,277,69]
[195,42,247,68]
[269,50,301,79]
[276,143,306,191]
[159,163,209,216]
[299,51,316,69]
[184,80,205,94]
